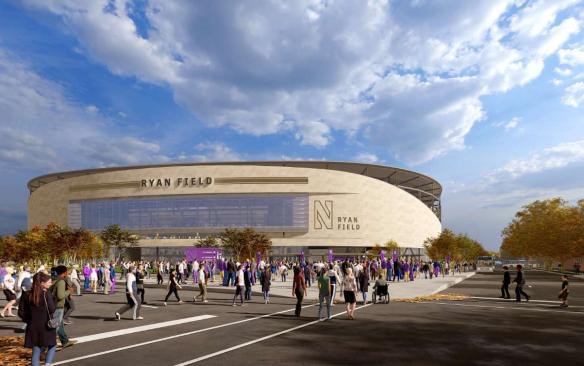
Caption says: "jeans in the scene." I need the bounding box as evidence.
[515,285,529,301]
[318,293,331,319]
[501,283,510,298]
[245,286,252,300]
[361,291,368,303]
[83,277,89,290]
[263,290,270,301]
[32,345,56,366]
[117,292,142,319]
[53,308,68,345]
[295,288,303,316]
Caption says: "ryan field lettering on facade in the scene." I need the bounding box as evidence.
[338,216,360,230]
[140,177,213,188]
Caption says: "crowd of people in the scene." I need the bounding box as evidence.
[0,256,475,365]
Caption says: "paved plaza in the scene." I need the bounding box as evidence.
[0,270,581,365]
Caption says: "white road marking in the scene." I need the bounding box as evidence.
[469,296,560,304]
[71,315,216,344]
[172,303,374,365]
[419,301,584,314]
[54,303,317,365]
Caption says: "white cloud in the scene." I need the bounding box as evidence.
[188,142,241,162]
[17,0,584,163]
[551,78,564,85]
[0,50,175,170]
[354,152,379,164]
[555,67,573,76]
[561,81,584,106]
[493,117,521,131]
[486,140,584,182]
[559,43,584,66]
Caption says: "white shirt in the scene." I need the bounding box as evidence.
[70,269,79,280]
[193,261,200,271]
[126,272,136,293]
[236,269,244,286]
[3,276,15,293]
[199,269,206,283]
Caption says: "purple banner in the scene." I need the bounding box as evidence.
[185,247,222,262]
[327,249,333,263]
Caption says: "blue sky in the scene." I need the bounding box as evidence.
[2,0,584,250]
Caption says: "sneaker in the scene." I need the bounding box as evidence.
[62,340,77,348]
[178,300,184,304]
[193,297,196,302]
[203,300,208,303]
[232,304,236,306]
[134,316,144,320]
[163,302,167,306]
[114,312,121,321]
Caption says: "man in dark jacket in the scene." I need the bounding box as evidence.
[500,266,511,299]
[513,264,530,302]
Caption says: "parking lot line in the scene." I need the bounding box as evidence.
[72,315,216,344]
[420,301,584,314]
[53,304,317,365]
[171,303,373,365]
[469,296,560,304]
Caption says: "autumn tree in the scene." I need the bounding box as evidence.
[424,229,487,261]
[100,224,138,261]
[500,198,584,267]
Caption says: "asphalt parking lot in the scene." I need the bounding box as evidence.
[1,270,581,366]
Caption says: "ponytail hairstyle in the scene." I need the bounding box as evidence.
[29,272,52,307]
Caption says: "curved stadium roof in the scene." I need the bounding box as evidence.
[28,161,442,219]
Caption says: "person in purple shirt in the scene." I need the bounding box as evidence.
[82,264,91,291]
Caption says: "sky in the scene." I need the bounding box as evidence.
[2,0,584,250]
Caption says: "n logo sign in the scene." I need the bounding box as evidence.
[314,200,333,230]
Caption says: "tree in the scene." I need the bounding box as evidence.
[195,236,220,248]
[424,229,487,261]
[384,240,400,257]
[100,224,138,261]
[219,228,272,261]
[500,198,584,267]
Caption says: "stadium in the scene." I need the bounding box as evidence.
[27,161,442,260]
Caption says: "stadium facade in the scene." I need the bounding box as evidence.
[27,161,442,260]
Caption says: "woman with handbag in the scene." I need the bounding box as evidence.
[18,272,58,366]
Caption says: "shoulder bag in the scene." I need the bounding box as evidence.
[44,293,60,329]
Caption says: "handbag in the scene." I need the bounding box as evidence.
[44,293,60,329]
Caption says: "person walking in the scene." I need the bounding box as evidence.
[260,266,271,304]
[193,266,208,303]
[1,266,17,317]
[343,267,358,320]
[70,265,81,296]
[513,265,530,302]
[500,266,511,299]
[136,264,146,304]
[292,266,307,317]
[114,266,142,320]
[358,267,369,304]
[109,263,117,294]
[18,272,58,366]
[280,263,288,282]
[317,268,332,321]
[163,269,184,306]
[244,266,252,301]
[327,264,338,306]
[51,265,76,349]
[232,265,245,306]
[103,265,112,295]
[558,275,569,308]
[82,263,90,292]
[89,264,98,293]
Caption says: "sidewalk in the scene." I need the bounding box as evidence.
[146,272,475,301]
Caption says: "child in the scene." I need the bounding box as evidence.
[558,275,569,308]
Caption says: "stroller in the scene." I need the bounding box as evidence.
[373,284,390,304]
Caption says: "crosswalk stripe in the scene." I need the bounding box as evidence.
[72,315,216,344]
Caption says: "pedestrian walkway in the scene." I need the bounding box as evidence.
[145,272,476,301]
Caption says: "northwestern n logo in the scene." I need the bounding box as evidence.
[314,200,333,230]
